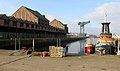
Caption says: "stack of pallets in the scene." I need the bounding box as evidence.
[49,46,64,57]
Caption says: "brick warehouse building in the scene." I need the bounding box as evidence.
[0,6,68,39]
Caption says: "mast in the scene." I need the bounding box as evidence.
[104,12,108,23]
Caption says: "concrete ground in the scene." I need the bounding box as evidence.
[0,50,120,71]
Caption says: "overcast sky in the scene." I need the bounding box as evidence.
[0,0,120,35]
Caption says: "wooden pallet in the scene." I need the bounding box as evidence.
[49,46,63,57]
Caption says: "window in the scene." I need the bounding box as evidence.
[20,23,23,27]
[23,24,26,28]
[31,25,34,28]
[13,21,17,27]
[26,24,29,28]
[4,20,9,26]
[35,25,37,29]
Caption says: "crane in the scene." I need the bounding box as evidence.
[78,21,90,37]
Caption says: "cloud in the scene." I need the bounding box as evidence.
[45,14,63,22]
[44,2,120,35]
[73,2,120,35]
[67,19,81,33]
